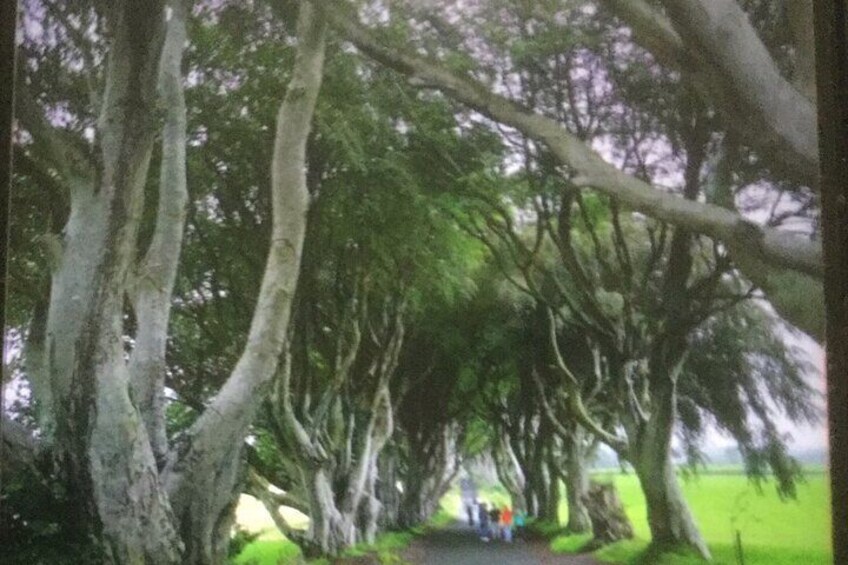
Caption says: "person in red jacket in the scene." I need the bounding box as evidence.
[500,506,514,542]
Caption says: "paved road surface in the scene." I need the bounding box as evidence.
[400,521,599,565]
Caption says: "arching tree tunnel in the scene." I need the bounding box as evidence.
[1,1,831,564]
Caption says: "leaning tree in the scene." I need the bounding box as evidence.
[450,94,817,556]
[8,2,325,562]
[219,39,494,554]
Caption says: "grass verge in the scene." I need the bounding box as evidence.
[232,500,458,564]
[547,470,831,565]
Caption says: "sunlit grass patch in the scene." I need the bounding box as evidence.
[550,533,593,553]
[591,539,831,565]
[531,519,567,539]
[235,494,310,536]
[233,483,493,564]
[592,539,650,563]
[552,469,832,564]
[231,538,302,565]
[438,489,463,517]
[342,531,416,558]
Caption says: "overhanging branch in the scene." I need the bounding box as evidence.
[319,0,822,282]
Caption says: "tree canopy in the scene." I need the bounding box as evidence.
[2,1,824,564]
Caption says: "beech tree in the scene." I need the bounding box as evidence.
[8,2,325,562]
[602,0,817,186]
[446,64,817,554]
[461,178,817,558]
[445,271,568,524]
[390,316,474,529]
[207,34,494,554]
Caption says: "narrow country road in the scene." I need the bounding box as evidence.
[400,521,599,565]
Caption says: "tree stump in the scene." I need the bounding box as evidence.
[582,481,634,549]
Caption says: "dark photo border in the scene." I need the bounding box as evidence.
[0,0,18,502]
[815,1,848,563]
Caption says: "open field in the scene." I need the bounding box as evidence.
[553,469,832,564]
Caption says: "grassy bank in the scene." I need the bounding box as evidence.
[231,496,457,565]
[551,469,832,564]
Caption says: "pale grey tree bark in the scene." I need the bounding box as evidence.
[562,427,593,534]
[630,372,709,558]
[541,312,709,556]
[596,0,825,340]
[377,448,402,529]
[602,0,818,187]
[128,0,190,467]
[162,4,326,563]
[18,2,186,559]
[40,1,185,561]
[294,399,393,556]
[1,414,45,476]
[22,300,51,436]
[533,370,596,535]
[547,357,709,557]
[17,1,324,561]
[492,433,528,515]
[660,0,817,183]
[262,293,404,556]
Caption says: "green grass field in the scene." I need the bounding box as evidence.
[552,469,832,564]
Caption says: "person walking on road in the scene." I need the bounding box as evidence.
[513,509,526,542]
[477,502,490,541]
[489,506,502,540]
[501,505,514,543]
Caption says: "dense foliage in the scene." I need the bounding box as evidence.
[1,1,823,563]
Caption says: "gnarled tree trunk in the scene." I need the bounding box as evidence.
[128,0,190,467]
[601,0,818,186]
[542,446,562,524]
[19,1,324,562]
[274,315,402,555]
[162,4,325,562]
[398,455,428,528]
[398,424,460,528]
[632,374,709,559]
[523,428,551,520]
[305,468,357,557]
[358,461,383,544]
[583,482,634,547]
[377,447,402,530]
[563,426,592,534]
[42,2,184,561]
[492,433,528,514]
[634,453,706,557]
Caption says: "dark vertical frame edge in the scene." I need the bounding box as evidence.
[814,0,848,563]
[0,0,18,494]
[0,0,18,531]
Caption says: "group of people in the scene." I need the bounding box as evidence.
[465,500,526,542]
